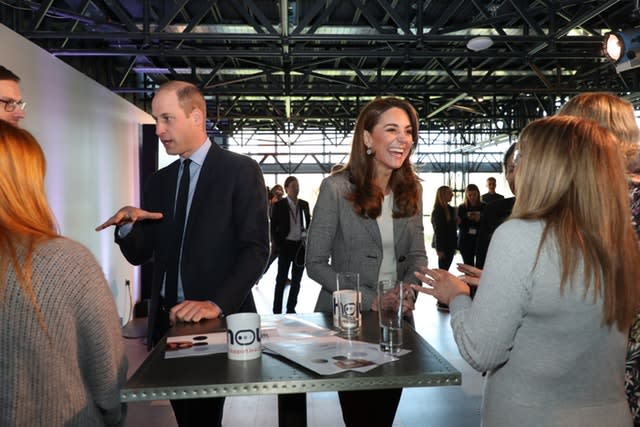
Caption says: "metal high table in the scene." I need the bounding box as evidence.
[121,312,461,427]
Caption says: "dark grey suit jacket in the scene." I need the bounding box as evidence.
[116,143,269,346]
[305,172,428,312]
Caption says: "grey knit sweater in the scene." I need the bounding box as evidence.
[0,237,127,426]
[450,219,632,426]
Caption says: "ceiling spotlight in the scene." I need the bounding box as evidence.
[603,30,640,72]
[466,36,493,52]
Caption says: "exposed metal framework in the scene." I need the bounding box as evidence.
[2,0,640,174]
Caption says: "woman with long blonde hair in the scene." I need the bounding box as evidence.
[414,116,640,426]
[431,185,457,268]
[558,91,640,422]
[430,185,457,311]
[0,121,127,425]
[557,92,639,172]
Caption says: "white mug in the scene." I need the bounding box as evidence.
[226,312,262,361]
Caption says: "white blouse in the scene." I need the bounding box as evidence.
[376,192,397,282]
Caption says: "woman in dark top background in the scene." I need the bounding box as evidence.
[431,185,457,311]
[457,184,484,266]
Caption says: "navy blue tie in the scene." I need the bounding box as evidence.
[165,158,191,308]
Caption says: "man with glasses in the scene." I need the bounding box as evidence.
[0,66,26,126]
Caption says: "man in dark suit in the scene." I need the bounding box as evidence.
[270,176,311,314]
[96,81,269,427]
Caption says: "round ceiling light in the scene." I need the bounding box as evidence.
[467,36,494,52]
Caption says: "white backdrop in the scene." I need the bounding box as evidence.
[0,24,154,324]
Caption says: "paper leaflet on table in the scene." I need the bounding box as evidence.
[163,315,411,368]
[260,314,338,341]
[163,314,330,359]
[263,335,410,375]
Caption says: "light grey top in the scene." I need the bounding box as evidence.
[306,172,428,312]
[0,238,127,426]
[450,219,632,427]
[376,192,397,282]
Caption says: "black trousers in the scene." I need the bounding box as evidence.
[154,302,226,427]
[459,237,478,266]
[438,249,455,271]
[338,388,403,427]
[273,239,305,314]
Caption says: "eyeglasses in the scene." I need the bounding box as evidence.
[0,99,27,112]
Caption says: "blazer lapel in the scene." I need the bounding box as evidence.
[362,216,382,250]
[393,215,409,254]
[166,160,181,221]
[182,143,219,241]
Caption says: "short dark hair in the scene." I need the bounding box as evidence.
[0,66,20,82]
[504,143,517,171]
[284,176,298,189]
[486,177,496,183]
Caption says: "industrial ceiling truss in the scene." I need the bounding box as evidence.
[2,0,640,173]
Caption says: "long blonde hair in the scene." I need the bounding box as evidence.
[0,121,58,329]
[512,116,640,330]
[557,92,640,172]
[462,184,481,208]
[433,186,453,222]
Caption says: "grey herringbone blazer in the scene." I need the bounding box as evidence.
[306,172,428,312]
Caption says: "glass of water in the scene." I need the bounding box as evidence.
[377,280,404,353]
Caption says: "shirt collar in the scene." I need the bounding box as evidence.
[181,138,211,166]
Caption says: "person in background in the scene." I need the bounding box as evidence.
[481,176,504,203]
[306,97,427,427]
[95,81,269,427]
[474,143,517,269]
[0,65,26,126]
[264,184,284,272]
[431,185,457,311]
[557,91,640,423]
[268,184,284,216]
[271,176,310,314]
[0,121,127,426]
[415,116,640,427]
[457,183,484,267]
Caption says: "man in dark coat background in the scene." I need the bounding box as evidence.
[270,176,311,314]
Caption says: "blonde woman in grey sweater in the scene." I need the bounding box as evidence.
[0,121,127,426]
[415,116,640,426]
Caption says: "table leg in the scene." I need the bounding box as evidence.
[278,393,307,427]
